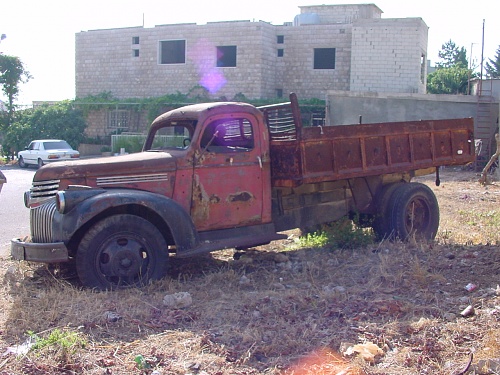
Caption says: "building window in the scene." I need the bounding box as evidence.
[277,49,284,57]
[277,35,284,44]
[314,48,336,69]
[159,40,186,64]
[216,46,237,67]
[276,89,283,98]
[132,36,140,44]
[420,53,426,84]
[133,49,139,57]
[108,110,130,131]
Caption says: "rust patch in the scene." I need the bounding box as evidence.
[191,175,211,222]
[227,191,254,203]
[209,194,220,204]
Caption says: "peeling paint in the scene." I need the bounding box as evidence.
[191,175,211,222]
[227,191,254,203]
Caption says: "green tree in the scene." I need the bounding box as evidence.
[436,40,468,68]
[0,54,32,128]
[2,101,87,159]
[427,65,471,94]
[427,40,474,94]
[485,45,500,78]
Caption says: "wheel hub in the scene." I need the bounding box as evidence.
[98,236,149,282]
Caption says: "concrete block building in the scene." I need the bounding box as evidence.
[75,3,428,101]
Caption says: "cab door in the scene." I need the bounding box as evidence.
[191,113,268,231]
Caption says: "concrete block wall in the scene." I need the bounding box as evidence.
[350,18,428,94]
[277,24,352,99]
[75,4,428,101]
[76,22,274,100]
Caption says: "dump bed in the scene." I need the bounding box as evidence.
[260,95,475,188]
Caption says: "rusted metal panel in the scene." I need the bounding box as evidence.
[270,118,474,187]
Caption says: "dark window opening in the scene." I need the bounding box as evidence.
[132,36,140,44]
[277,49,284,57]
[420,53,426,84]
[159,40,186,64]
[108,110,130,131]
[314,48,336,69]
[276,89,283,98]
[133,49,139,57]
[216,46,237,67]
[277,35,284,44]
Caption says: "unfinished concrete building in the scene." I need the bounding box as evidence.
[75,3,428,101]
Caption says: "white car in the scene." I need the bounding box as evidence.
[18,139,80,168]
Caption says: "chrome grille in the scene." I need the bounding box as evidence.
[30,179,60,205]
[30,200,57,243]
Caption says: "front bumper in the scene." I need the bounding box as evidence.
[11,238,69,263]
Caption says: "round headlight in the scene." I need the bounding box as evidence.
[23,191,30,208]
[55,191,66,214]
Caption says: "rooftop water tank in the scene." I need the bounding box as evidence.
[293,13,320,26]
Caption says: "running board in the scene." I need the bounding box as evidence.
[176,224,287,258]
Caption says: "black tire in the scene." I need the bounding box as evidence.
[18,156,27,168]
[389,183,439,241]
[37,158,44,168]
[372,182,405,240]
[76,214,169,290]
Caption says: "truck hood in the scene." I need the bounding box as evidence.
[33,151,180,183]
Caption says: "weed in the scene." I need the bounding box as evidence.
[27,328,86,364]
[293,218,375,250]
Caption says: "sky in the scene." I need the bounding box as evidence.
[0,0,499,105]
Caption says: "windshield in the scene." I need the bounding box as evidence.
[43,141,72,150]
[148,121,196,151]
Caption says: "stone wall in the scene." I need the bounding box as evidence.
[75,3,428,101]
[350,18,428,94]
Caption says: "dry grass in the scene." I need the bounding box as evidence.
[1,169,499,374]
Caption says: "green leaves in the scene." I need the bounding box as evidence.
[427,40,475,94]
[0,54,31,117]
[427,65,472,94]
[2,101,87,158]
[485,45,500,78]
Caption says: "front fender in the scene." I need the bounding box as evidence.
[56,188,199,252]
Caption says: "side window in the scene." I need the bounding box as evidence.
[200,118,254,152]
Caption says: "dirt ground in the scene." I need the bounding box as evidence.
[0,168,499,374]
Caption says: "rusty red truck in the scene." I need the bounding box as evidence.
[11,94,475,289]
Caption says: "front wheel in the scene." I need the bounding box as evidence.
[389,183,439,241]
[18,156,27,168]
[76,214,169,290]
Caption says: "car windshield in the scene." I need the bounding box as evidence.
[43,141,72,150]
[147,121,196,151]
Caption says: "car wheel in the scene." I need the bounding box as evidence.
[389,182,439,241]
[372,182,405,240]
[37,158,44,168]
[76,214,169,290]
[18,156,27,168]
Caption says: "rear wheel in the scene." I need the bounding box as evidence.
[76,214,169,290]
[37,158,44,168]
[372,182,405,240]
[389,183,439,241]
[18,156,27,168]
